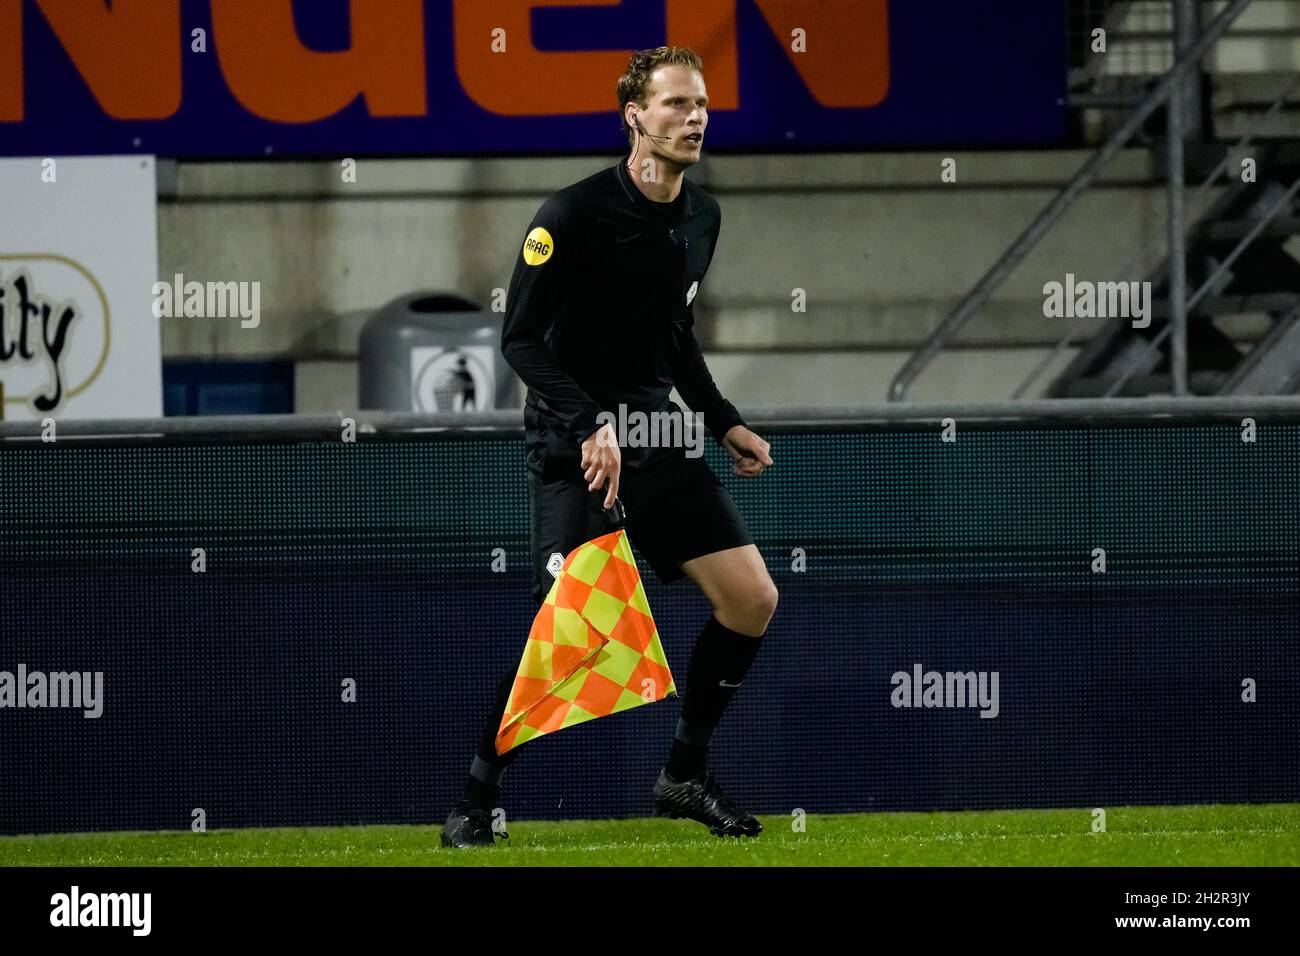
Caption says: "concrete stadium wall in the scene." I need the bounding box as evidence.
[158,150,1178,409]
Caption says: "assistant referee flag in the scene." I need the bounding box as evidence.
[496,516,676,754]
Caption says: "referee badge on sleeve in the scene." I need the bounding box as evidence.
[523,227,554,266]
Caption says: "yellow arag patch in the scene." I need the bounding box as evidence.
[522,227,554,266]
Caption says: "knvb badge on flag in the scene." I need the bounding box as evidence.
[496,517,675,754]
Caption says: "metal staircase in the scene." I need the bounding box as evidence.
[890,0,1300,401]
[1050,137,1300,396]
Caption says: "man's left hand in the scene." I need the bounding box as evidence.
[721,425,772,478]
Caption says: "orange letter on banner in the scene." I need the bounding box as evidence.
[665,0,738,110]
[751,0,889,107]
[211,0,426,123]
[0,0,20,121]
[453,0,630,116]
[21,0,181,120]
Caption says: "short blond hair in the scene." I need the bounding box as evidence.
[616,46,703,147]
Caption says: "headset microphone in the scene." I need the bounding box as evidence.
[633,113,676,143]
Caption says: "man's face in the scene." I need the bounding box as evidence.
[632,64,708,168]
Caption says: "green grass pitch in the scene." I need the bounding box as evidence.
[1,804,1295,867]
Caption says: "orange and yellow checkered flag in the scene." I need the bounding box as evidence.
[496,526,676,754]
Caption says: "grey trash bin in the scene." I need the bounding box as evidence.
[358,292,516,412]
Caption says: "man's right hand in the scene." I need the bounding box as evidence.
[580,422,621,509]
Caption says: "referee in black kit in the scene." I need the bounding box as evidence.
[443,47,777,847]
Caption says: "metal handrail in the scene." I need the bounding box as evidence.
[1218,299,1300,393]
[887,0,1258,402]
[6,396,1300,442]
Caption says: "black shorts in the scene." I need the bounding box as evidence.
[529,448,755,604]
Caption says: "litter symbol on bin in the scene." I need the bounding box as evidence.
[410,346,494,413]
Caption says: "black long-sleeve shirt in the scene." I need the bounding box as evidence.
[502,160,745,473]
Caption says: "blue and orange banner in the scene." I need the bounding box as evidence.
[0,0,1066,158]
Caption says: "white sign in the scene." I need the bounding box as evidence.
[0,156,161,420]
[410,345,494,413]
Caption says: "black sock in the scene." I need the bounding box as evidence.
[461,775,498,810]
[665,614,764,778]
[460,667,519,808]
[665,733,708,781]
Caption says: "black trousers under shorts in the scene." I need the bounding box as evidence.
[528,447,755,604]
